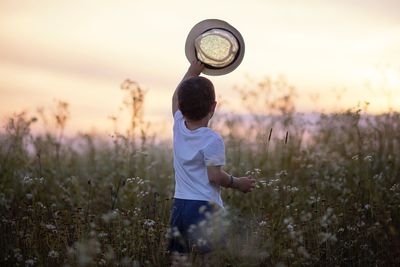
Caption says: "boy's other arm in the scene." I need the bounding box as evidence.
[207,165,256,193]
[172,60,204,116]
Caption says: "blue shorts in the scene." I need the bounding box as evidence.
[168,198,219,254]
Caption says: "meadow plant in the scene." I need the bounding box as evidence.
[0,77,399,266]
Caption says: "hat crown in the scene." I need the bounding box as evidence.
[195,29,239,68]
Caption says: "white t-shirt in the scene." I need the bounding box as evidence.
[173,110,225,207]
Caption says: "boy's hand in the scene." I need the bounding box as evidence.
[234,176,256,193]
[186,60,204,78]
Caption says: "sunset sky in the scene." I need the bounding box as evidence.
[1,0,399,136]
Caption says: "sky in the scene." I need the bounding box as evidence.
[1,0,399,137]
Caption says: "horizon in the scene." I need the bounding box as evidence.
[1,101,396,143]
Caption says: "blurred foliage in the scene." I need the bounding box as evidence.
[0,77,399,266]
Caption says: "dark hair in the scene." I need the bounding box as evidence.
[178,77,215,121]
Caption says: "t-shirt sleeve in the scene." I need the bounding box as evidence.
[203,136,225,166]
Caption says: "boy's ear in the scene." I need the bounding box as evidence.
[208,101,217,120]
[211,101,217,112]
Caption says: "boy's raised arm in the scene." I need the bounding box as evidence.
[172,60,204,116]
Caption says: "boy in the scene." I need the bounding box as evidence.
[169,60,256,255]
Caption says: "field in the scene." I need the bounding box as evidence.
[1,78,399,266]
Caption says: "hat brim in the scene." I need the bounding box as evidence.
[185,19,245,76]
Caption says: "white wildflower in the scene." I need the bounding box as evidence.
[276,170,288,177]
[300,212,312,222]
[307,195,320,204]
[102,210,119,223]
[259,220,267,227]
[143,219,156,227]
[344,241,353,248]
[390,184,400,191]
[13,248,23,262]
[363,155,373,161]
[319,232,337,243]
[48,250,59,258]
[259,180,267,187]
[138,191,149,197]
[347,225,356,231]
[289,186,299,192]
[133,207,141,216]
[372,173,383,181]
[126,177,135,184]
[98,232,108,238]
[45,224,56,230]
[22,176,45,185]
[283,217,293,225]
[357,221,365,227]
[22,176,32,184]
[25,259,35,266]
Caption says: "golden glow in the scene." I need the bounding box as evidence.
[195,29,238,67]
[1,0,399,137]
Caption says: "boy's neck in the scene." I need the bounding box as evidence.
[185,117,209,130]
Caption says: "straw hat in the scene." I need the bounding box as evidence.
[185,19,245,76]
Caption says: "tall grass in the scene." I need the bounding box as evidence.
[0,78,399,266]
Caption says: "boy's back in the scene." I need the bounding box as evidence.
[173,109,225,207]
